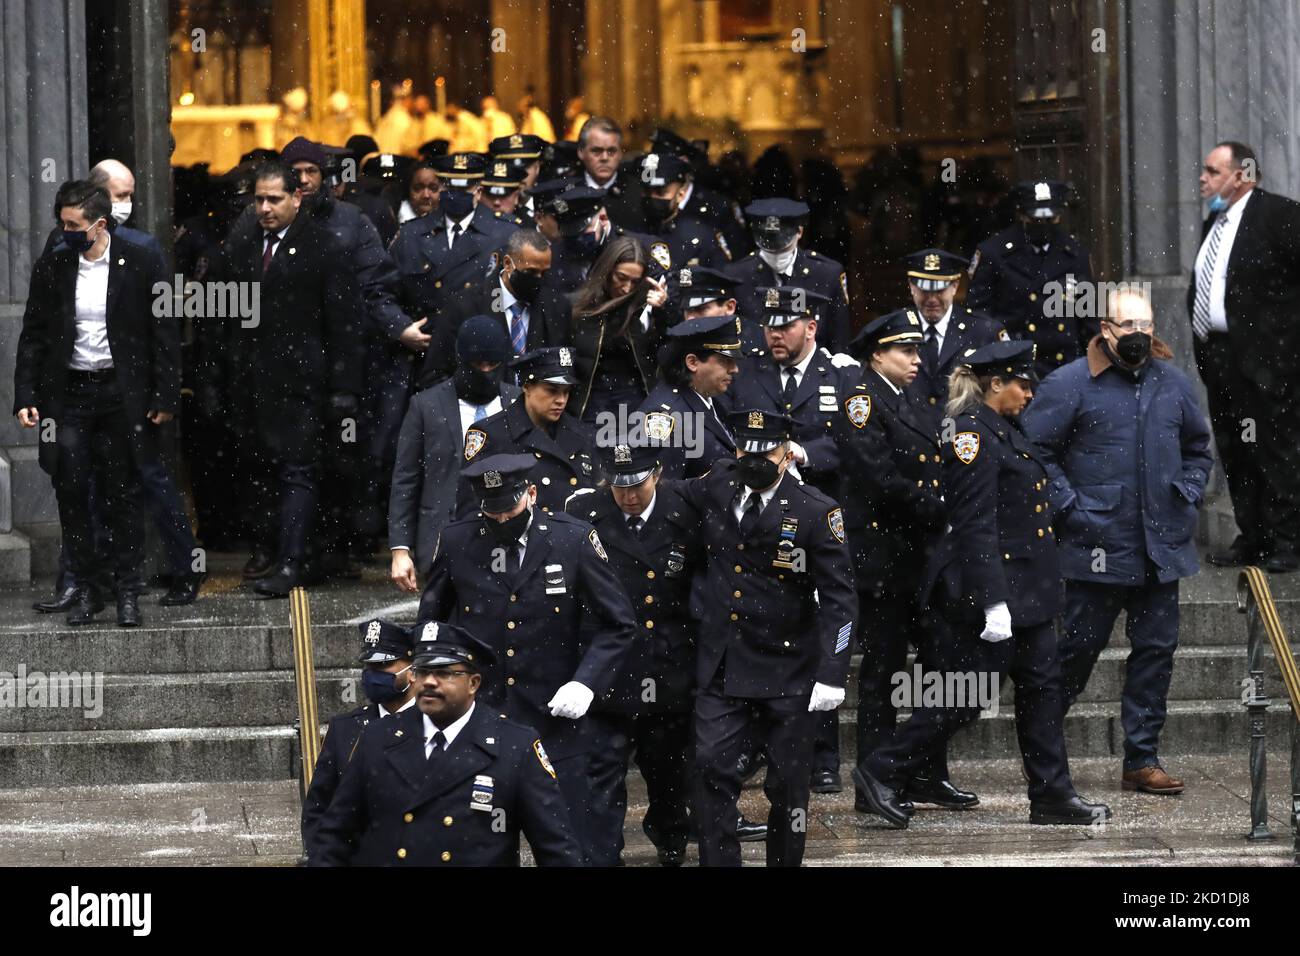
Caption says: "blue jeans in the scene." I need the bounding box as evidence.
[1061,571,1180,771]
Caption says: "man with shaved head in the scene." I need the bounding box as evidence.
[1021,288,1213,797]
[41,159,162,260]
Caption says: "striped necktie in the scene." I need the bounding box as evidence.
[1192,213,1228,341]
[509,303,528,354]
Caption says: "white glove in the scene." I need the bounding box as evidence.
[789,441,808,465]
[548,681,595,719]
[827,351,860,369]
[979,602,1013,643]
[808,682,845,712]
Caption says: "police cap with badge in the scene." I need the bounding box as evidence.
[482,158,526,196]
[362,152,415,183]
[510,346,580,386]
[540,140,581,180]
[676,265,738,311]
[961,339,1039,384]
[599,441,663,487]
[744,198,809,250]
[758,286,832,328]
[850,308,927,358]
[904,248,968,291]
[461,452,537,513]
[665,312,743,359]
[431,152,486,189]
[544,186,605,236]
[649,127,707,163]
[1014,180,1070,219]
[729,408,794,453]
[357,618,415,663]
[489,133,545,161]
[412,620,498,672]
[637,152,692,188]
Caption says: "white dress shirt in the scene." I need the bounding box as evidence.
[378,697,418,719]
[920,306,952,356]
[445,211,475,249]
[731,477,781,526]
[69,235,113,371]
[458,395,504,435]
[1193,188,1252,334]
[585,170,617,191]
[398,199,419,223]
[424,702,476,757]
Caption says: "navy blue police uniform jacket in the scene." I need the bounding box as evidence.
[301,702,381,856]
[309,704,583,867]
[638,382,736,481]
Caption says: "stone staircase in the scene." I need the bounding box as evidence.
[0,565,1297,790]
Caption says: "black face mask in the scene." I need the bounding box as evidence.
[454,362,502,405]
[567,230,603,258]
[1115,331,1152,366]
[641,195,674,225]
[736,453,781,490]
[485,505,531,544]
[508,267,545,304]
[439,189,475,221]
[1024,221,1054,247]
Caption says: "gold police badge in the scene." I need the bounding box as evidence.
[464,429,486,460]
[644,411,675,441]
[650,242,672,270]
[954,431,981,464]
[588,529,609,561]
[844,393,871,428]
[828,508,846,544]
[533,740,557,779]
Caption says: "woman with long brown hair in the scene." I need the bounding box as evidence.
[569,235,669,425]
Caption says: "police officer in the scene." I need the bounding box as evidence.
[837,310,977,813]
[726,198,852,353]
[966,181,1095,379]
[676,409,857,866]
[566,441,702,866]
[647,127,748,256]
[417,453,637,857]
[461,347,600,514]
[853,341,1111,828]
[300,618,417,859]
[899,248,1007,434]
[479,158,530,225]
[639,313,742,480]
[544,187,659,295]
[673,264,765,357]
[635,152,731,274]
[310,622,584,866]
[489,133,546,222]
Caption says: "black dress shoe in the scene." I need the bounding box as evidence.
[656,845,686,867]
[810,769,843,793]
[737,749,767,782]
[1264,551,1299,574]
[855,793,913,815]
[159,572,206,606]
[736,815,768,841]
[242,549,277,580]
[1029,794,1113,825]
[1207,537,1259,568]
[850,765,910,829]
[117,592,142,628]
[253,562,309,598]
[902,776,980,810]
[66,588,105,626]
[34,585,80,613]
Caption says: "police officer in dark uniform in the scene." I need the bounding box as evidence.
[478,158,530,226]
[310,622,584,867]
[853,341,1111,828]
[566,441,702,866]
[544,187,660,295]
[672,265,765,357]
[638,314,742,480]
[489,133,547,223]
[966,181,1095,379]
[300,618,417,859]
[635,152,732,274]
[726,198,853,354]
[899,248,1007,435]
[837,310,977,814]
[417,453,637,858]
[676,409,857,866]
[648,127,749,257]
[461,347,600,515]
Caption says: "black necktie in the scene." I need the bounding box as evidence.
[739,492,762,537]
[450,222,463,247]
[427,730,447,760]
[781,368,799,409]
[508,543,523,573]
[924,325,940,372]
[627,516,643,538]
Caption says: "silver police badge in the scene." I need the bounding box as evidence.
[365,620,382,645]
[553,197,568,215]
[421,621,439,642]
[765,287,781,308]
[763,215,781,231]
[644,411,675,441]
[464,429,486,460]
[954,431,981,464]
[650,242,672,270]
[614,444,632,464]
[844,394,872,428]
[484,470,503,489]
[559,347,574,366]
[589,529,609,561]
[828,508,846,544]
[679,268,692,286]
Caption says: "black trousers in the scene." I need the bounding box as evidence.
[586,709,692,866]
[359,344,414,542]
[1194,332,1300,555]
[553,749,591,864]
[693,671,814,867]
[864,618,1074,803]
[53,371,145,594]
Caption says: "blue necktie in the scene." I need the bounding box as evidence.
[509,303,528,355]
[473,404,488,422]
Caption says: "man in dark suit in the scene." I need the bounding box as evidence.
[1188,141,1300,572]
[310,622,583,867]
[565,442,703,866]
[389,316,521,588]
[301,618,418,859]
[416,229,570,387]
[569,116,646,232]
[898,248,1007,434]
[204,161,366,596]
[14,180,178,627]
[416,453,637,859]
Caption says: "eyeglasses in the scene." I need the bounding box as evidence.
[410,667,473,681]
[1104,318,1154,333]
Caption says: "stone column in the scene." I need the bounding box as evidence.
[489,0,552,116]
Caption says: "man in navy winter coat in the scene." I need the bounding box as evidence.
[1021,291,1213,796]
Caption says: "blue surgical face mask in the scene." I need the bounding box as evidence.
[63,218,104,253]
[1207,193,1229,213]
[361,665,411,705]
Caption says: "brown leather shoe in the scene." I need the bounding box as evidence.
[1122,765,1185,794]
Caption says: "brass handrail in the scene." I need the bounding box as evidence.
[290,585,322,797]
[1235,567,1300,862]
